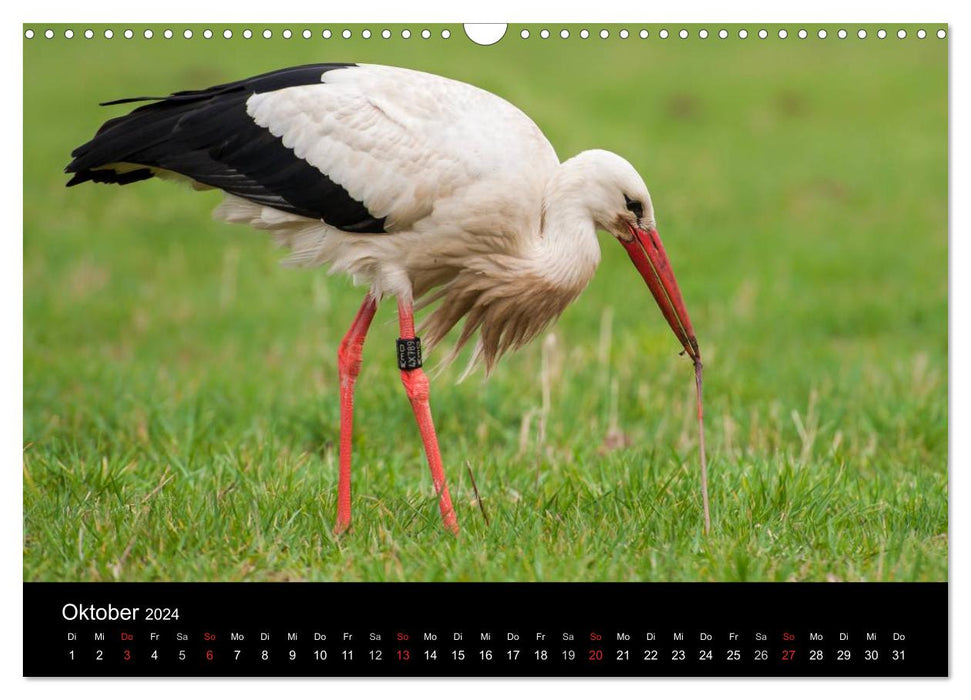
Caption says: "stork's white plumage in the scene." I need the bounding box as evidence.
[67,63,700,534]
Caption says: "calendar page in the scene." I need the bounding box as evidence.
[22,21,948,677]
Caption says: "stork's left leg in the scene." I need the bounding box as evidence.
[397,297,459,533]
[334,293,378,535]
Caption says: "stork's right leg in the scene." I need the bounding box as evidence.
[396,297,459,534]
[334,293,378,535]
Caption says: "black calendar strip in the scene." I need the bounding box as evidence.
[24,582,947,677]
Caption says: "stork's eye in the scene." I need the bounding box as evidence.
[624,194,644,219]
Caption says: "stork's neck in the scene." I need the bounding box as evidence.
[535,158,603,292]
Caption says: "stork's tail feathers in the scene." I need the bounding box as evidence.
[63,81,236,188]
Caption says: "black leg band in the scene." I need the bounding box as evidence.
[397,337,423,370]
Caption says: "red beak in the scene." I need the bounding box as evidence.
[620,224,700,360]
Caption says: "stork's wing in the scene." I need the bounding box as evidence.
[66,63,557,234]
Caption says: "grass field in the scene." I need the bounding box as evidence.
[23,24,947,581]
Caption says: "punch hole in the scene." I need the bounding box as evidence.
[897,29,907,39]
[778,29,788,39]
[837,29,847,39]
[441,29,451,39]
[164,29,173,39]
[619,29,629,39]
[540,29,550,39]
[858,29,867,39]
[185,29,194,39]
[143,29,153,39]
[282,29,291,39]
[580,29,589,39]
[84,29,93,39]
[798,29,807,39]
[520,29,529,39]
[679,29,688,39]
[382,29,391,39]
[104,29,113,38]
[600,29,609,39]
[242,29,252,39]
[421,29,431,39]
[464,23,506,46]
[640,29,649,39]
[303,29,312,39]
[877,29,887,39]
[124,29,133,39]
[937,29,946,39]
[560,29,569,39]
[401,29,411,39]
[44,29,53,39]
[24,28,34,39]
[204,29,213,39]
[223,29,232,39]
[262,29,272,39]
[64,29,74,39]
[738,29,748,39]
[362,29,372,39]
[659,29,669,39]
[917,29,926,39]
[342,29,352,39]
[758,29,767,39]
[718,29,728,39]
[699,29,708,39]
[817,29,827,39]
[323,29,332,39]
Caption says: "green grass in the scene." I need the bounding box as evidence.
[23,24,947,581]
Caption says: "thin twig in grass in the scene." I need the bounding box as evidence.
[466,461,490,527]
[694,358,711,535]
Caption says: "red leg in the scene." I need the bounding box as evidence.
[334,293,378,534]
[397,298,459,533]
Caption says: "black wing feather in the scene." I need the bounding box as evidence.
[65,63,387,234]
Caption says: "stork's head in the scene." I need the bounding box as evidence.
[575,149,700,360]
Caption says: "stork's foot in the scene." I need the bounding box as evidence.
[333,515,352,537]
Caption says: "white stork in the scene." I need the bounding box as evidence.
[66,63,700,535]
